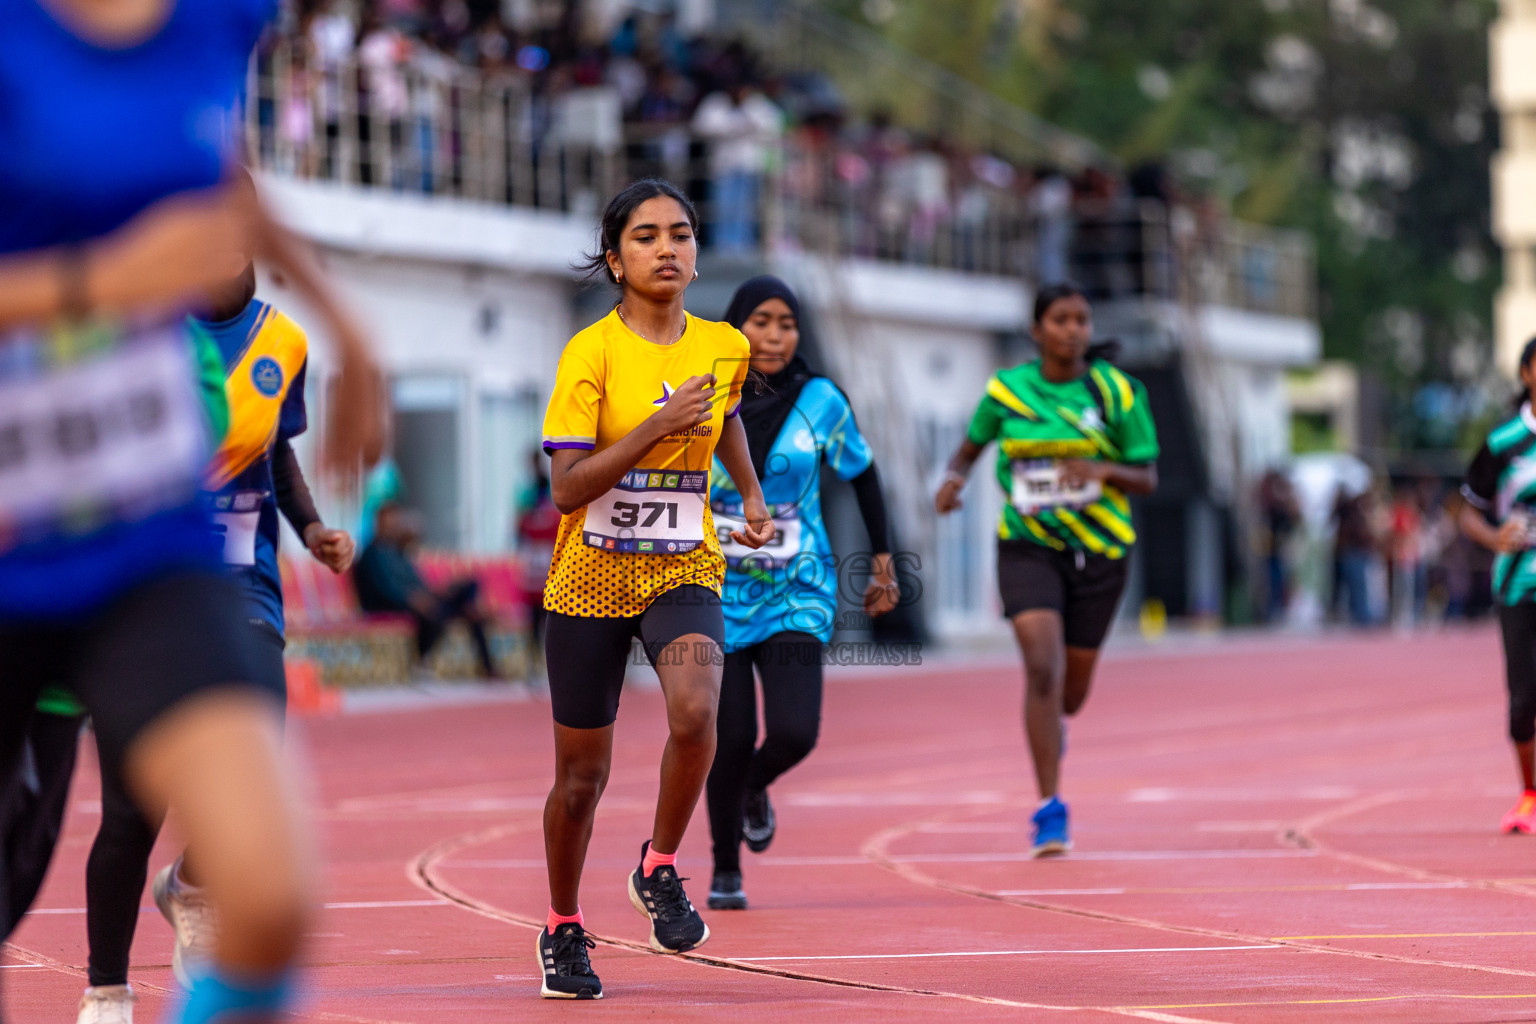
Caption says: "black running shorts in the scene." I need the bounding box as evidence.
[996,539,1130,650]
[244,619,290,703]
[545,584,724,730]
[0,571,280,785]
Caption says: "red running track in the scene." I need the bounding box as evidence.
[7,627,1536,1022]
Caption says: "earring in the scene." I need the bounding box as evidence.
[693,269,699,280]
[615,273,623,283]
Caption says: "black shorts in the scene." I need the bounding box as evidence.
[545,584,724,730]
[0,571,278,782]
[244,619,290,703]
[997,539,1130,650]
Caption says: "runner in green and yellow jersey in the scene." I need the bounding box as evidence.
[936,283,1159,857]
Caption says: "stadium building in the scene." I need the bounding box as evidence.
[254,0,1319,647]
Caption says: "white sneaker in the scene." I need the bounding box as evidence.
[152,859,217,988]
[76,984,135,1024]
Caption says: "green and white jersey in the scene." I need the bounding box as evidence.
[1462,403,1536,605]
[965,359,1159,559]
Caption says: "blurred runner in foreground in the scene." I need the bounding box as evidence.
[0,3,383,1022]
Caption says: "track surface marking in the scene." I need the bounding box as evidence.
[8,628,1536,1021]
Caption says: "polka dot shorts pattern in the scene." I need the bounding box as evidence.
[543,505,726,618]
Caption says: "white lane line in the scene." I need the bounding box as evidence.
[784,791,1013,807]
[997,881,1467,896]
[1000,888,1131,896]
[893,849,1316,863]
[736,944,1281,962]
[1127,787,1357,803]
[0,964,51,969]
[444,850,1315,870]
[322,900,452,909]
[26,899,450,917]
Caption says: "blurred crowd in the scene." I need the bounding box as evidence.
[259,0,1235,287]
[1256,468,1495,629]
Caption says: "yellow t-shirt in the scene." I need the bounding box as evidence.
[541,309,751,618]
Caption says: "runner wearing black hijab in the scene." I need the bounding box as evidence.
[704,276,899,909]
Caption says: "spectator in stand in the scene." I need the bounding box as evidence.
[279,26,319,178]
[410,29,458,193]
[900,135,951,263]
[308,0,355,179]
[354,502,500,679]
[358,9,412,188]
[1030,166,1073,284]
[692,72,783,256]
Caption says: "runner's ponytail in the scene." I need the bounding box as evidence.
[1085,339,1121,363]
[1514,336,1536,411]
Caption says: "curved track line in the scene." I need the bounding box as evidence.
[1283,790,1536,900]
[858,800,1536,983]
[407,823,1234,1023]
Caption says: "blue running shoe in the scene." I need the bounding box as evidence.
[1030,796,1072,858]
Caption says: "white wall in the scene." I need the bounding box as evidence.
[258,177,585,552]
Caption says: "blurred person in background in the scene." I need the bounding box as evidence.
[0,5,383,1024]
[1257,468,1300,623]
[1029,166,1074,285]
[358,8,411,188]
[936,283,1158,859]
[1331,484,1380,626]
[308,0,356,179]
[691,71,782,256]
[1389,481,1428,627]
[515,449,560,665]
[1458,338,1536,834]
[354,502,499,679]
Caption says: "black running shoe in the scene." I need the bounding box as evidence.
[707,871,747,911]
[627,841,709,953]
[537,923,602,999]
[743,788,776,853]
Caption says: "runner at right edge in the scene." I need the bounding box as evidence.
[935,282,1159,858]
[1458,337,1536,835]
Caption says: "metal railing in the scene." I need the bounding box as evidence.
[246,38,1314,317]
[716,0,1109,171]
[246,38,622,212]
[1070,202,1315,319]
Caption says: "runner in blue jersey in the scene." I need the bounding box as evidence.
[703,276,899,909]
[0,2,382,1021]
[75,256,356,1024]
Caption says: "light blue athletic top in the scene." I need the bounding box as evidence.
[710,377,873,650]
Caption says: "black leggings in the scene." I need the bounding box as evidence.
[414,580,496,678]
[0,712,85,936]
[1500,604,1536,744]
[84,622,287,987]
[706,632,823,875]
[87,731,160,987]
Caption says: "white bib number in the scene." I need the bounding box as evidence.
[715,504,801,568]
[1010,460,1102,516]
[584,468,708,554]
[0,328,207,543]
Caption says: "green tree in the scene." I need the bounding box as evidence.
[822,0,1500,449]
